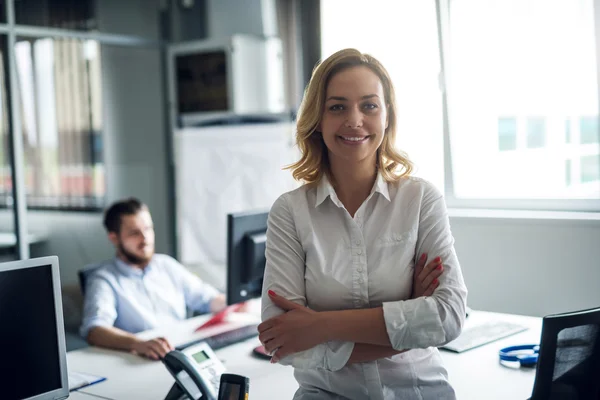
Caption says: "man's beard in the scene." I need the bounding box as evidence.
[118,242,153,266]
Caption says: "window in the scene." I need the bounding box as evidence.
[526,117,546,149]
[580,116,598,144]
[444,0,599,202]
[581,155,600,183]
[13,37,105,210]
[498,117,517,151]
[321,0,444,191]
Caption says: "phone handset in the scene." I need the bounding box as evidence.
[162,342,225,400]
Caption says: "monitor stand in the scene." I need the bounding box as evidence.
[164,382,188,400]
[252,344,272,360]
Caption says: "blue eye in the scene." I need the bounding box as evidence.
[329,104,345,111]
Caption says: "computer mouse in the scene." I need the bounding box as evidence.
[252,345,272,360]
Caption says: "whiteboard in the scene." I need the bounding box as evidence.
[175,122,298,270]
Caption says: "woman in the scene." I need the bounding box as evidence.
[258,48,468,400]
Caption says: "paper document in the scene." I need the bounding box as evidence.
[68,371,106,391]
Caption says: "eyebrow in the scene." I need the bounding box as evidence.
[326,94,380,101]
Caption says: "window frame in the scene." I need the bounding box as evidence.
[436,0,600,212]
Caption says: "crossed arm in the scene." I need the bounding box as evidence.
[259,253,444,364]
[259,191,467,370]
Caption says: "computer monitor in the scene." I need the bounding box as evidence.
[0,256,69,400]
[226,210,269,305]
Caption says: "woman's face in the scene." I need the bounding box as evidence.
[319,65,388,169]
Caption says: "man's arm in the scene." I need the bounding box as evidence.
[166,256,226,314]
[80,272,172,360]
[87,326,173,360]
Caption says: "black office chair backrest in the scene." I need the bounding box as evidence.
[78,262,105,295]
[530,306,600,400]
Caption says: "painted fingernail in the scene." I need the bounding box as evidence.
[268,290,276,296]
[437,264,443,270]
[433,279,439,284]
[434,256,441,262]
[420,253,427,262]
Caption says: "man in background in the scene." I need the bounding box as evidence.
[80,197,227,360]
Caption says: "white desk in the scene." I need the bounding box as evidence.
[69,391,98,399]
[67,310,541,400]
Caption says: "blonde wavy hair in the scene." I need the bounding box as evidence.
[287,48,413,185]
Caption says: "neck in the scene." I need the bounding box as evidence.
[329,156,377,216]
[116,252,146,270]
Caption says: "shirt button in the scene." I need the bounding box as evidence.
[355,239,361,245]
[357,267,363,272]
[357,249,362,255]
[359,278,363,284]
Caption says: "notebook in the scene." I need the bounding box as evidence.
[68,371,106,391]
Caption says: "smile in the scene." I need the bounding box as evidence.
[339,135,370,143]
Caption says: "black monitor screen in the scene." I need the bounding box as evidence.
[176,50,229,113]
[0,264,61,400]
[227,211,269,305]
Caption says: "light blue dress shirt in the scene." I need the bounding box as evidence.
[80,254,220,338]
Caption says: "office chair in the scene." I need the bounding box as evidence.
[77,262,105,295]
[529,307,600,400]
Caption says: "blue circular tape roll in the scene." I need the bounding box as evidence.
[499,344,540,367]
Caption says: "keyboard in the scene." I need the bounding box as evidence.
[177,324,259,351]
[441,320,529,353]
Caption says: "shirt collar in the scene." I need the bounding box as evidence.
[314,171,391,208]
[114,256,154,277]
[315,174,339,207]
[373,172,391,202]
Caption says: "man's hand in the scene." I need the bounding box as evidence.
[258,291,324,363]
[411,253,443,299]
[210,293,227,313]
[130,337,174,360]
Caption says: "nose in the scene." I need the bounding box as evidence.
[141,228,152,241]
[345,106,363,129]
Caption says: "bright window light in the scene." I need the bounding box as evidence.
[321,0,444,191]
[446,0,600,200]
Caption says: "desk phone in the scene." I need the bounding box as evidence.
[163,341,248,400]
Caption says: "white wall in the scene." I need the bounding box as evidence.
[451,215,600,317]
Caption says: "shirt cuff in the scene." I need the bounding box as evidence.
[279,341,354,372]
[382,298,444,350]
[79,318,112,339]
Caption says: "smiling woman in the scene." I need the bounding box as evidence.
[259,49,468,400]
[320,66,387,166]
[287,49,412,191]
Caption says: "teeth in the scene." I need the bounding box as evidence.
[342,136,367,141]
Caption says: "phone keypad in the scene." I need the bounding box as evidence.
[200,363,223,393]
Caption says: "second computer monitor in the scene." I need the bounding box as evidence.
[0,256,69,400]
[226,210,269,305]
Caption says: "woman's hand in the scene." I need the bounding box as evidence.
[411,253,443,299]
[258,291,325,363]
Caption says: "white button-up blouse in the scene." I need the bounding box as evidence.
[261,173,468,400]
